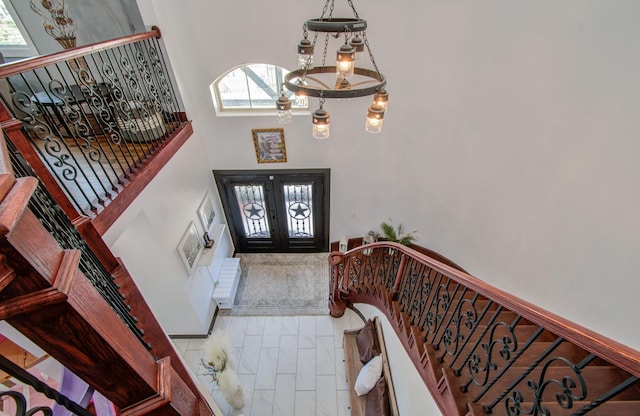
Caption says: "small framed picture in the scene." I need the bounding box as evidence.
[197,191,216,232]
[252,128,287,163]
[177,221,204,274]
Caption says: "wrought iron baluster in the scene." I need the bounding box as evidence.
[6,138,150,350]
[432,286,469,350]
[444,299,494,367]
[419,270,445,334]
[0,356,93,416]
[102,46,146,165]
[415,267,435,327]
[48,62,118,198]
[462,316,522,391]
[407,262,429,326]
[427,281,462,345]
[130,42,160,146]
[472,326,544,402]
[124,42,157,148]
[362,250,376,292]
[452,305,504,375]
[574,375,640,415]
[505,354,596,416]
[138,39,170,144]
[8,73,97,213]
[483,336,565,413]
[384,249,401,291]
[347,252,363,291]
[151,36,181,126]
[398,260,420,312]
[81,52,131,181]
[435,291,477,354]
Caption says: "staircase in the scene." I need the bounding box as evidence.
[328,239,640,415]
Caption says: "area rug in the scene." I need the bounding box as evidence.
[222,252,330,316]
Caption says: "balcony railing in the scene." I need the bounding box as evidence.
[0,27,189,226]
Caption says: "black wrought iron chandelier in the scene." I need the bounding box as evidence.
[276,0,388,139]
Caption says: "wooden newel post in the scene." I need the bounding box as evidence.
[328,252,347,317]
[391,253,407,300]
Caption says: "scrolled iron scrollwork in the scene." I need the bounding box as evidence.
[467,321,519,388]
[441,297,480,357]
[399,262,420,311]
[423,283,454,338]
[0,391,53,416]
[505,357,588,416]
[346,254,363,291]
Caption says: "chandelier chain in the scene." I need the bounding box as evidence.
[320,0,332,19]
[321,32,330,68]
[346,0,360,19]
[362,32,382,81]
[328,0,335,19]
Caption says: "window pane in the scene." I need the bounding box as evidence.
[0,0,27,47]
[283,183,314,238]
[246,64,280,108]
[218,68,249,109]
[234,185,271,238]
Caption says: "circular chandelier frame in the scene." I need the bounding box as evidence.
[305,18,367,33]
[284,66,386,99]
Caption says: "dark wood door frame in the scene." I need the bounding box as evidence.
[213,169,330,253]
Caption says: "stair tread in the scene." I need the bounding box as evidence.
[469,400,640,416]
[445,365,639,416]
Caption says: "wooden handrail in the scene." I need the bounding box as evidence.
[0,27,162,79]
[334,241,640,379]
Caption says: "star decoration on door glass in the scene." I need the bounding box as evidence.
[244,203,265,219]
[289,202,310,219]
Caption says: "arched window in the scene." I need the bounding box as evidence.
[211,63,308,115]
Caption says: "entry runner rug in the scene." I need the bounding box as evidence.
[224,252,330,316]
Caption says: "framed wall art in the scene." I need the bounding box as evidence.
[197,191,216,232]
[177,221,204,274]
[252,128,287,163]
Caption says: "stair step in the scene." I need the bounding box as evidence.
[468,400,640,416]
[445,365,639,416]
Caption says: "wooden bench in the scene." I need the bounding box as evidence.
[343,316,399,416]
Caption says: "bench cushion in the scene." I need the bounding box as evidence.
[356,319,380,363]
[365,377,390,416]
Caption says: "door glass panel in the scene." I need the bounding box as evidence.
[283,183,314,238]
[234,185,270,238]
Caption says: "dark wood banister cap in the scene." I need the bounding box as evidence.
[0,27,162,79]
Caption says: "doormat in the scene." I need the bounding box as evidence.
[221,252,330,316]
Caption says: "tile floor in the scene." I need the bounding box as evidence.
[171,309,365,416]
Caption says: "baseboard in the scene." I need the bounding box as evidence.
[169,306,219,339]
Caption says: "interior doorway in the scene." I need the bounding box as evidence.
[214,169,330,253]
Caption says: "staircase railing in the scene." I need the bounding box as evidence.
[0,27,190,232]
[0,126,214,415]
[329,240,640,416]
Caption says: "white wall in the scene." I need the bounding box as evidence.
[103,132,234,335]
[133,0,640,349]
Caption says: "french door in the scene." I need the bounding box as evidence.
[214,169,330,252]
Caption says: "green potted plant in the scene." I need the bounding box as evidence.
[380,218,418,253]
